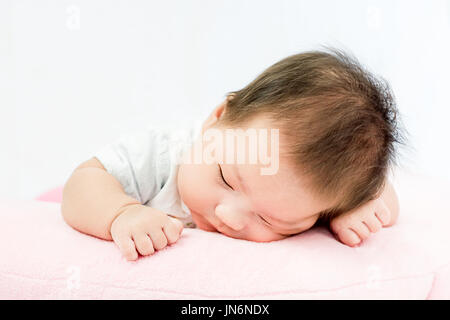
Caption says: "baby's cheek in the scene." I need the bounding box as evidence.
[178,165,200,198]
[178,164,217,214]
[293,217,319,235]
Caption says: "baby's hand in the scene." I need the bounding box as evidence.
[110,204,183,261]
[329,198,391,247]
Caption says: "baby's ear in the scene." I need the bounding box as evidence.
[215,100,227,119]
[213,99,228,119]
[202,101,225,130]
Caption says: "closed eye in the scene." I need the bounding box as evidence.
[256,213,293,237]
[218,164,233,190]
[257,214,296,237]
[257,214,272,226]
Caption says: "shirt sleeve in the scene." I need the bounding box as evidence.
[93,128,170,205]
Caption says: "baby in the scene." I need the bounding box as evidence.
[62,48,403,261]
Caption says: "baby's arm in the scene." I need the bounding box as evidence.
[329,180,399,247]
[61,157,183,260]
[61,157,141,240]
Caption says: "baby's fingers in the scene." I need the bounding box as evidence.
[375,200,391,226]
[147,228,168,250]
[112,233,138,261]
[337,228,361,247]
[352,221,371,242]
[163,217,184,245]
[132,233,155,256]
[364,214,382,233]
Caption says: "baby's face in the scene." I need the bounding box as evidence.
[177,101,332,242]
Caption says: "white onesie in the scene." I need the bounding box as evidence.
[93,122,203,228]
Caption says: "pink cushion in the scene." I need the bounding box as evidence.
[2,168,450,299]
[34,186,63,203]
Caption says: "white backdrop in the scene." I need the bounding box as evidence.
[1,0,449,200]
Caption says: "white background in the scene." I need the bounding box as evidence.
[1,0,449,200]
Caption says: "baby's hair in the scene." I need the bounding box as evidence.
[217,46,407,223]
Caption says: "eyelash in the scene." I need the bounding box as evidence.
[257,214,271,226]
[216,165,274,228]
[218,164,233,190]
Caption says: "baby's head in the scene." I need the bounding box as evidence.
[177,47,404,242]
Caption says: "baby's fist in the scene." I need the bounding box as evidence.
[329,198,391,247]
[110,204,183,261]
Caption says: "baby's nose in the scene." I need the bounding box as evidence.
[215,204,247,231]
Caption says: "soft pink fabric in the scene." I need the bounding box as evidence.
[34,186,63,203]
[1,168,450,299]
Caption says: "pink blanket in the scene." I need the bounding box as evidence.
[1,168,450,299]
